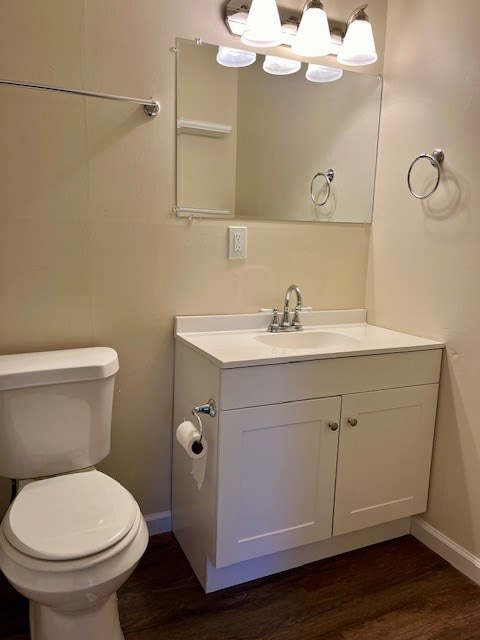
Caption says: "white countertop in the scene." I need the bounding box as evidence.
[174,310,443,369]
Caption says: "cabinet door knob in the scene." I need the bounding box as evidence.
[347,418,358,427]
[328,422,339,431]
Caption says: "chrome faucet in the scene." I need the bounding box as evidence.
[281,284,303,330]
[267,284,305,332]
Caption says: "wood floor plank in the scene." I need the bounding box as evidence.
[1,534,480,640]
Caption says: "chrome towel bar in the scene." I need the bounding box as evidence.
[0,78,160,117]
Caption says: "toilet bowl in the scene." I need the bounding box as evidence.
[0,470,149,640]
[0,347,149,639]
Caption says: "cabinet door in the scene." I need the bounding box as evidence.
[215,397,341,568]
[333,384,439,536]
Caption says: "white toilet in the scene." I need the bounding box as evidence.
[0,347,149,640]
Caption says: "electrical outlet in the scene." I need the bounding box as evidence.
[228,226,247,259]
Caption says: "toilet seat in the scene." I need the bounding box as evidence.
[4,470,137,561]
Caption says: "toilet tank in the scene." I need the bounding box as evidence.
[0,347,119,479]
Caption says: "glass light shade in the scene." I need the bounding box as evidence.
[306,64,343,82]
[216,46,257,68]
[292,6,331,58]
[241,0,282,48]
[263,55,302,75]
[337,19,377,66]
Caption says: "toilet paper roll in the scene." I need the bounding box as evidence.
[176,420,207,459]
[176,420,208,490]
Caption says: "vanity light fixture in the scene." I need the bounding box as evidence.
[240,0,283,47]
[305,64,343,82]
[292,1,331,58]
[263,55,302,75]
[337,4,377,66]
[224,1,377,66]
[216,46,257,67]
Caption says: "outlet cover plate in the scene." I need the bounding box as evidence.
[228,226,247,259]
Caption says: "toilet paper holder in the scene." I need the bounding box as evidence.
[193,399,217,418]
[191,399,217,442]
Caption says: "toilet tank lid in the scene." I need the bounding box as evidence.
[0,347,119,391]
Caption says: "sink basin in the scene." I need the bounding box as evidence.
[255,331,363,350]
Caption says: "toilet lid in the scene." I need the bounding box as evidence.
[4,470,137,561]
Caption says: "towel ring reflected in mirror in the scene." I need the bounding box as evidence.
[311,169,335,206]
[407,149,444,199]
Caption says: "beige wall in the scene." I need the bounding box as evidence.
[0,1,380,517]
[367,0,480,554]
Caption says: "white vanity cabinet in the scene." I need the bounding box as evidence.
[213,383,439,569]
[215,397,341,568]
[173,312,443,592]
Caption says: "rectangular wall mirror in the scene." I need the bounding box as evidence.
[176,38,382,223]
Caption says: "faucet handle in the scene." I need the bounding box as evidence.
[267,308,281,332]
[290,305,303,330]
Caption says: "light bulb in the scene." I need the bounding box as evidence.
[337,18,377,66]
[263,55,302,75]
[306,64,343,82]
[216,47,257,68]
[292,2,331,58]
[241,0,282,48]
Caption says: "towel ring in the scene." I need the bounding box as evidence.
[407,149,444,199]
[311,169,335,206]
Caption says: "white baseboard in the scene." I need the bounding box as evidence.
[143,510,172,536]
[411,516,480,585]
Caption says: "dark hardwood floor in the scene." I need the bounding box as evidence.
[1,534,480,639]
